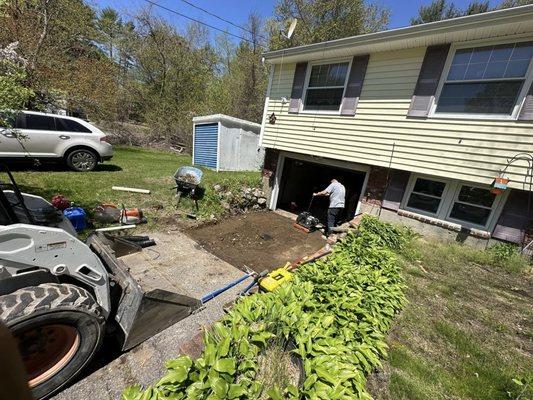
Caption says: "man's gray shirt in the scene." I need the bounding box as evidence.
[325,181,346,208]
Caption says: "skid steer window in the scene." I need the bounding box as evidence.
[0,210,10,224]
[0,192,16,224]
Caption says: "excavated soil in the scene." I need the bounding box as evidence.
[187,212,325,272]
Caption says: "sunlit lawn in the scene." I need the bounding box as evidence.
[8,146,261,228]
[368,238,532,400]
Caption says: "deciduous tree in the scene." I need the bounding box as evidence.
[0,42,34,125]
[0,0,119,119]
[268,0,390,50]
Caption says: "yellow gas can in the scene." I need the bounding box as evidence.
[259,264,293,292]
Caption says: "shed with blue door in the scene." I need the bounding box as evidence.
[192,114,263,171]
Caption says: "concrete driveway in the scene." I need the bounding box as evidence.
[52,229,249,400]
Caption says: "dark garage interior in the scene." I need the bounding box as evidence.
[276,157,366,224]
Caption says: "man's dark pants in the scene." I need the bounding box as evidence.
[327,207,343,236]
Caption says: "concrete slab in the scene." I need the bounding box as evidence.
[52,230,249,400]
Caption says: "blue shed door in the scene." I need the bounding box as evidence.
[194,123,218,169]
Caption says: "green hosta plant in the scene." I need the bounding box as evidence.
[122,215,409,400]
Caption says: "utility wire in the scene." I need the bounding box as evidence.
[142,0,266,45]
[176,0,269,41]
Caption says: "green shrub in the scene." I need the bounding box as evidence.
[489,242,520,260]
[357,215,416,252]
[486,242,532,273]
[122,216,409,400]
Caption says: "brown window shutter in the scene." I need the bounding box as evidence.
[492,190,530,244]
[407,44,450,118]
[288,62,308,114]
[382,170,411,211]
[518,83,533,120]
[340,55,369,116]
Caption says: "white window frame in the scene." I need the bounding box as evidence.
[300,58,352,115]
[429,36,533,120]
[445,183,505,229]
[401,174,509,231]
[402,174,453,218]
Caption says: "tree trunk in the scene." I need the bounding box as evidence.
[30,0,51,71]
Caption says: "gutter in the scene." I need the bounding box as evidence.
[263,4,533,62]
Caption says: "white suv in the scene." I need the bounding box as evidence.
[0,111,114,171]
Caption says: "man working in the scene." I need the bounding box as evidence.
[313,178,346,237]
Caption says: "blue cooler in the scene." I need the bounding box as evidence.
[63,207,87,231]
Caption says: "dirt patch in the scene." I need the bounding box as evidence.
[156,215,204,229]
[187,212,325,272]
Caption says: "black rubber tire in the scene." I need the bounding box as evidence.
[65,148,98,172]
[0,284,105,400]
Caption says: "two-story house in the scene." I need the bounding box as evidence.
[259,5,533,247]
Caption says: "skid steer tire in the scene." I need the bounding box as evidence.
[0,283,105,400]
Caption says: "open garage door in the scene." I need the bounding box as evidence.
[276,156,366,224]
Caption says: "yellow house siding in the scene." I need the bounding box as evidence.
[269,63,296,99]
[360,48,424,99]
[262,45,533,189]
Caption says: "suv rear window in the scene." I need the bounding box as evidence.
[55,118,92,133]
[26,114,56,130]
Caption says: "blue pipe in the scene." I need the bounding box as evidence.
[239,280,258,296]
[201,274,253,304]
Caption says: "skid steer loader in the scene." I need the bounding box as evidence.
[0,168,202,399]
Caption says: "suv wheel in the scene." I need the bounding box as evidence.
[66,149,98,172]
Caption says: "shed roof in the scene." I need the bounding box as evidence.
[193,114,261,133]
[263,5,533,64]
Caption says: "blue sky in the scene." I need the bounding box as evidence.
[91,0,501,41]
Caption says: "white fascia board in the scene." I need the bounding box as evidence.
[259,67,275,147]
[263,5,533,64]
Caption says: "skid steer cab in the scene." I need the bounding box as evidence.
[0,167,201,399]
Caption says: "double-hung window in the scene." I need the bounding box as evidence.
[436,41,533,116]
[406,177,447,215]
[304,62,349,112]
[403,175,505,230]
[448,185,496,226]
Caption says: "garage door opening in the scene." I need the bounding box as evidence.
[276,157,367,224]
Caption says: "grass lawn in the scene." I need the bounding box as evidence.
[367,238,532,400]
[7,146,261,228]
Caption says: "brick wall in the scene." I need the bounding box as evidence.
[361,166,389,206]
[262,148,280,176]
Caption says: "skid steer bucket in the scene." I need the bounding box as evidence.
[87,233,202,351]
